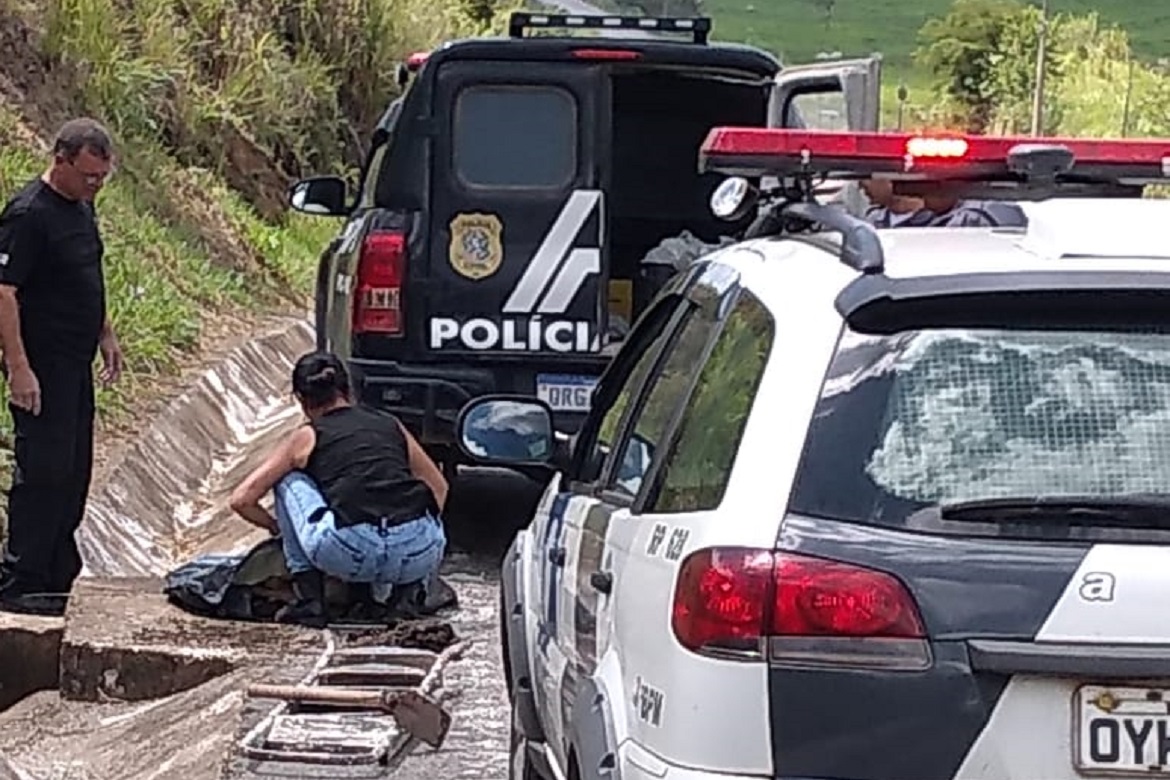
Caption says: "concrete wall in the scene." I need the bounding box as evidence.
[80,317,314,577]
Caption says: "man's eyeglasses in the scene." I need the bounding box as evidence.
[66,158,115,185]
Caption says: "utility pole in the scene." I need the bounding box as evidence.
[1029,0,1050,136]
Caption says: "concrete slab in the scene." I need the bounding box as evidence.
[59,577,326,703]
[0,610,63,711]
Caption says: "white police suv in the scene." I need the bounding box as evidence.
[456,126,1170,780]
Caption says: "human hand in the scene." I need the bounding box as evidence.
[99,329,124,387]
[7,363,40,415]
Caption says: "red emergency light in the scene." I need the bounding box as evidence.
[698,127,1170,185]
[405,51,430,71]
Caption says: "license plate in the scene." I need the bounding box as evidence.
[536,374,597,412]
[1076,685,1170,775]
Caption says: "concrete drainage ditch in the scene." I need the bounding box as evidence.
[1,314,313,718]
[0,314,511,778]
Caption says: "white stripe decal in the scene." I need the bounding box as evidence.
[538,248,600,313]
[503,190,602,314]
[952,543,1170,779]
[1034,544,1170,644]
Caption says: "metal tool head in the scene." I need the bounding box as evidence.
[388,689,452,749]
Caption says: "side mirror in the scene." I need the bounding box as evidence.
[288,176,348,216]
[710,176,759,222]
[456,396,556,467]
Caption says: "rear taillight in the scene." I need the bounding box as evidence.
[671,547,929,670]
[353,230,405,336]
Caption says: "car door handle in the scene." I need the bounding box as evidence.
[590,571,613,594]
[548,547,566,566]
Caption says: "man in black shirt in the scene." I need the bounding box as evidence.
[0,118,125,614]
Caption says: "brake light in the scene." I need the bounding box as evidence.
[352,230,405,336]
[700,127,1170,168]
[571,48,642,61]
[671,547,927,668]
[406,51,429,71]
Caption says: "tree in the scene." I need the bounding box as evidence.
[914,0,1032,132]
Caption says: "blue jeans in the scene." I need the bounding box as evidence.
[273,472,445,589]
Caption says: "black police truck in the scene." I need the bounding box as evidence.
[287,11,880,469]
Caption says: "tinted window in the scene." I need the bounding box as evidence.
[648,290,774,513]
[453,85,577,188]
[789,327,1170,530]
[589,304,678,482]
[607,307,721,498]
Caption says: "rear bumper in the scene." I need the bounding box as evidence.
[348,357,592,449]
[620,743,769,780]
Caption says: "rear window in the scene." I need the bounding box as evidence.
[788,327,1170,526]
[452,85,577,189]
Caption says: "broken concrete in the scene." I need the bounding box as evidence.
[0,611,62,712]
[57,578,324,703]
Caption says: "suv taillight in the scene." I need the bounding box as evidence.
[671,547,929,669]
[353,230,405,336]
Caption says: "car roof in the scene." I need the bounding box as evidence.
[426,35,781,76]
[709,197,1170,321]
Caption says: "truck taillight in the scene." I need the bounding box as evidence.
[671,547,929,669]
[353,230,405,336]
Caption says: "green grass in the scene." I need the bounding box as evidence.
[0,105,337,427]
[704,0,1170,74]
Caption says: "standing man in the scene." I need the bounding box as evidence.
[0,117,124,614]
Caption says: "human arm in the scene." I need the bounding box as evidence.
[98,316,123,386]
[400,421,448,513]
[229,424,315,533]
[0,205,43,414]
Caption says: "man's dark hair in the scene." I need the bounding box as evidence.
[52,118,114,162]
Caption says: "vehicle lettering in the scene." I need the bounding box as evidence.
[1079,571,1116,603]
[633,675,664,727]
[664,528,689,562]
[646,522,668,557]
[429,316,597,352]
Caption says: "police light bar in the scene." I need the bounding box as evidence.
[508,11,711,44]
[699,128,1170,186]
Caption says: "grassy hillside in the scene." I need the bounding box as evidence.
[0,0,518,543]
[703,0,1170,74]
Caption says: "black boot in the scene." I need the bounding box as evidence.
[275,570,327,629]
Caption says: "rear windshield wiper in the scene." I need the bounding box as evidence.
[940,495,1170,526]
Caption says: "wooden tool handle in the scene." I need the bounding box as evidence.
[245,683,394,710]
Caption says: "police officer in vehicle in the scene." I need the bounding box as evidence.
[0,117,125,614]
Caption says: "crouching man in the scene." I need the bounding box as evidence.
[228,351,449,628]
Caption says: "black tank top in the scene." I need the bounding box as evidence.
[305,406,434,527]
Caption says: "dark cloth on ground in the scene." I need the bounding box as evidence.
[163,536,459,625]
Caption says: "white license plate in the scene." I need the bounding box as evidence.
[1076,685,1170,775]
[536,374,597,412]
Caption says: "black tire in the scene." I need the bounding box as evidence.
[500,582,515,699]
[510,704,542,780]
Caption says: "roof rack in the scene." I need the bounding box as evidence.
[699,128,1170,200]
[508,11,711,44]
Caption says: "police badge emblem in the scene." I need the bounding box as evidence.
[448,213,503,280]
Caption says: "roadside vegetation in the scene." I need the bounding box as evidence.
[612,0,1170,134]
[0,0,518,540]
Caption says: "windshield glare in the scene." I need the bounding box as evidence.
[789,326,1170,526]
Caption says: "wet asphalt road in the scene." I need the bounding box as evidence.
[392,466,544,780]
